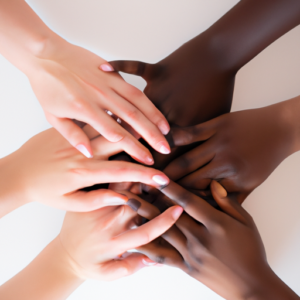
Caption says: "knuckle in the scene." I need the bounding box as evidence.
[125,107,140,120]
[176,155,193,169]
[126,85,143,97]
[210,219,226,236]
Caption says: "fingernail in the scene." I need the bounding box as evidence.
[158,122,170,135]
[172,206,183,220]
[145,156,154,164]
[103,197,128,206]
[152,175,169,186]
[157,142,170,154]
[100,64,114,71]
[75,144,93,158]
[213,181,227,198]
[142,258,157,266]
[127,198,141,212]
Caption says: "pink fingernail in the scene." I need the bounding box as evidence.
[172,206,183,220]
[100,64,114,72]
[152,175,169,186]
[142,258,157,266]
[75,144,93,158]
[160,145,170,154]
[145,156,154,164]
[158,123,170,135]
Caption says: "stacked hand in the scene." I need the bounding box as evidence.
[0,125,170,216]
[164,98,300,202]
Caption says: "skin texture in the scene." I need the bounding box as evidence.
[102,0,300,199]
[0,125,170,217]
[0,0,170,161]
[117,181,300,300]
[0,200,183,300]
[156,181,300,300]
[164,97,300,203]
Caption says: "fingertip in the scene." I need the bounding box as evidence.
[142,257,157,266]
[75,143,93,158]
[211,180,227,198]
[158,121,170,136]
[157,141,171,154]
[152,174,169,187]
[171,206,183,220]
[99,63,114,72]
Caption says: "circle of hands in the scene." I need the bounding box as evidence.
[2,42,298,300]
[2,1,300,299]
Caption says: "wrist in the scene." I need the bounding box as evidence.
[244,267,299,300]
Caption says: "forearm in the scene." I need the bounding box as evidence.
[202,0,300,72]
[0,0,65,73]
[0,237,83,300]
[246,267,299,300]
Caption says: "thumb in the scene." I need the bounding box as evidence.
[99,253,157,281]
[100,60,154,80]
[210,180,251,225]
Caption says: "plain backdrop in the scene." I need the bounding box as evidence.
[0,1,300,299]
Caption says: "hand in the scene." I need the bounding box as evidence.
[156,180,299,300]
[0,0,170,162]
[27,40,171,162]
[59,202,183,280]
[101,32,235,169]
[0,197,183,300]
[0,126,170,216]
[164,99,300,202]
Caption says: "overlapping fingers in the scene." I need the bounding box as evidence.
[163,140,216,181]
[169,121,216,147]
[159,180,219,227]
[111,205,183,255]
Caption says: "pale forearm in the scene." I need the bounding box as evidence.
[0,0,65,73]
[0,237,83,300]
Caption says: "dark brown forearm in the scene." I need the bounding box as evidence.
[203,0,300,72]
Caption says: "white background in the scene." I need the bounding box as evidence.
[0,0,300,299]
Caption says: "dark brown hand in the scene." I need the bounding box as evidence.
[105,0,300,172]
[164,97,300,203]
[154,180,300,300]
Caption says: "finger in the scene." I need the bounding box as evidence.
[100,61,151,80]
[178,161,222,190]
[137,238,186,269]
[119,191,161,220]
[163,141,215,181]
[46,113,93,158]
[81,107,154,165]
[61,189,128,212]
[113,206,183,254]
[98,253,153,281]
[78,160,170,189]
[159,181,218,227]
[170,121,216,147]
[82,124,100,140]
[115,80,170,135]
[210,180,253,225]
[105,91,170,154]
